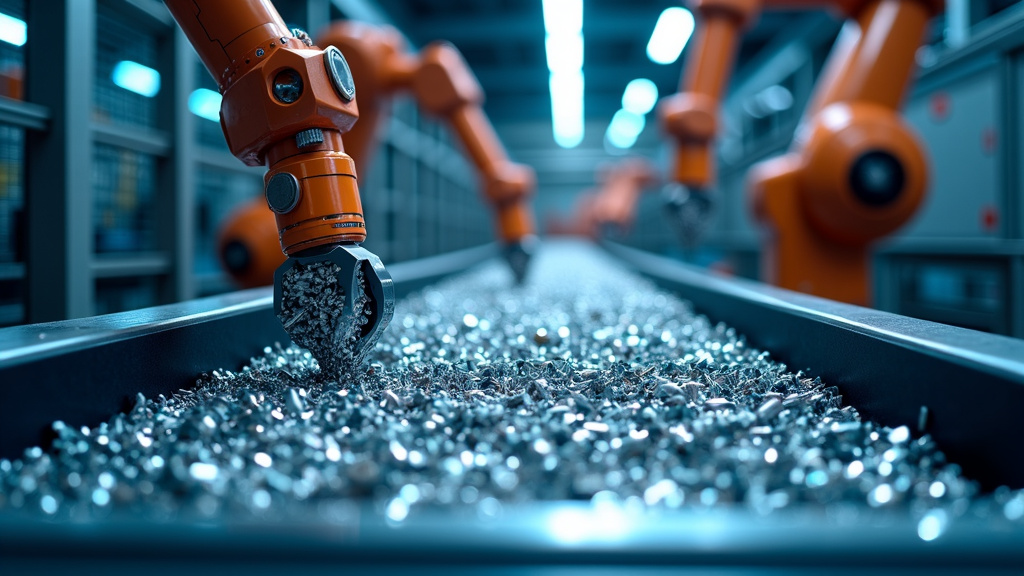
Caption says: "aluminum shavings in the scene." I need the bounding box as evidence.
[0,242,1021,531]
[278,260,369,376]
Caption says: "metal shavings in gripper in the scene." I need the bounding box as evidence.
[278,260,370,377]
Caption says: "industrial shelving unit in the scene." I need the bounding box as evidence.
[0,0,488,325]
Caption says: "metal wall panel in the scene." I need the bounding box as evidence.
[899,64,1002,238]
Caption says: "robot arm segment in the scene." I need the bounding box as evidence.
[165,0,393,373]
[748,0,941,305]
[592,159,660,235]
[657,0,760,247]
[659,0,760,189]
[411,43,538,281]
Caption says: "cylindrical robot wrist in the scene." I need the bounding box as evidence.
[495,201,536,243]
[266,149,366,254]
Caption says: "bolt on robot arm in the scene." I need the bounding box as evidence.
[220,22,538,287]
[164,0,394,376]
[661,0,939,304]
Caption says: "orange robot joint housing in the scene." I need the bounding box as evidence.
[212,35,368,255]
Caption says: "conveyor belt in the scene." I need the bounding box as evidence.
[605,241,1024,491]
[0,240,1021,573]
[0,243,498,458]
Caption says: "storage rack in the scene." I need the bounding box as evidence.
[0,0,491,325]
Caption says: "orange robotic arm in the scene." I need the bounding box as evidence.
[164,0,394,372]
[660,0,940,305]
[412,43,538,282]
[748,0,940,305]
[658,0,761,247]
[321,22,537,282]
[590,158,661,236]
[660,0,760,190]
[220,22,537,287]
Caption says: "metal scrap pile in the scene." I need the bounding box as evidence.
[1,244,1022,530]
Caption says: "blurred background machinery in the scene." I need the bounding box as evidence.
[0,0,1022,338]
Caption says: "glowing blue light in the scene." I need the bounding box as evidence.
[112,61,161,98]
[917,509,948,542]
[542,0,582,36]
[0,13,26,47]
[550,70,584,149]
[622,78,658,115]
[647,7,695,65]
[547,502,632,545]
[188,88,222,122]
[545,33,583,73]
[543,0,584,148]
[605,109,646,149]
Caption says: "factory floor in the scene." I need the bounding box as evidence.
[0,240,1021,573]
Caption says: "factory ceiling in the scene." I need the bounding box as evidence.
[374,0,809,126]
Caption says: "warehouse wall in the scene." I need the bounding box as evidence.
[0,0,487,326]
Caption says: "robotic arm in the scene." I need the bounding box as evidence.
[749,0,939,305]
[661,0,940,304]
[387,37,538,283]
[219,21,537,287]
[165,0,394,375]
[590,158,661,236]
[658,0,760,247]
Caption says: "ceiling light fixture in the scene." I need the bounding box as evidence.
[0,13,26,47]
[647,7,694,65]
[188,88,222,122]
[621,78,658,115]
[543,0,584,148]
[605,108,645,149]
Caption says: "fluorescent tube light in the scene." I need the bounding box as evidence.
[0,13,26,47]
[646,7,694,65]
[543,0,585,148]
[542,0,582,36]
[550,70,584,148]
[545,33,583,73]
[605,108,645,149]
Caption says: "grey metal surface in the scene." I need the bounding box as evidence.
[872,242,1024,337]
[605,241,1024,490]
[0,98,50,131]
[901,61,1001,239]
